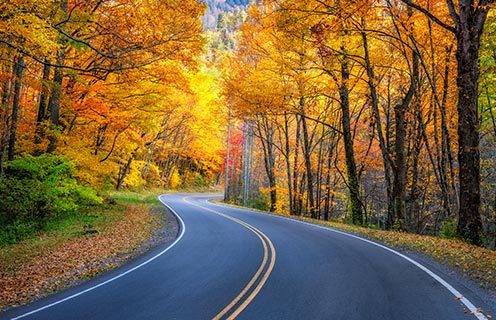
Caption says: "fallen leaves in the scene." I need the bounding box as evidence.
[0,203,163,310]
[296,216,496,293]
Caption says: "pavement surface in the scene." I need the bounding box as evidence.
[1,193,494,320]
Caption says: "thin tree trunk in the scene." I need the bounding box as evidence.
[0,64,14,179]
[116,147,139,191]
[362,31,393,229]
[256,116,277,212]
[283,112,294,215]
[224,123,231,202]
[35,61,51,146]
[142,141,157,179]
[47,0,67,153]
[293,115,301,215]
[299,100,317,219]
[47,53,65,153]
[7,56,24,161]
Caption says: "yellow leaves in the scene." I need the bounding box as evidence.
[0,3,59,57]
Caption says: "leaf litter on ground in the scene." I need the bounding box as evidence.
[0,203,165,310]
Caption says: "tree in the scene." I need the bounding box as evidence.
[401,0,492,245]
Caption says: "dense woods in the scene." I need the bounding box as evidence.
[0,0,226,243]
[221,0,496,247]
[0,0,230,190]
[0,0,495,249]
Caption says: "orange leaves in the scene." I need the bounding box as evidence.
[0,204,160,310]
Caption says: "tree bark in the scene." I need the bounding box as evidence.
[0,64,14,179]
[34,61,51,147]
[224,123,231,202]
[256,116,277,212]
[116,147,139,191]
[282,112,294,215]
[455,24,484,245]
[7,56,25,161]
[47,0,68,153]
[361,30,394,229]
[46,53,65,153]
[299,99,317,219]
[401,0,491,246]
[339,55,363,225]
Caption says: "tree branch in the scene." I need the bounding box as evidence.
[400,0,457,33]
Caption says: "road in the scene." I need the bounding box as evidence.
[1,194,494,320]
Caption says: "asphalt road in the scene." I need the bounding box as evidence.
[1,194,494,320]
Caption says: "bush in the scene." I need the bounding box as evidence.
[440,220,458,239]
[0,154,102,245]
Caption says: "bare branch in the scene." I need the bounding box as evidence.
[400,0,456,33]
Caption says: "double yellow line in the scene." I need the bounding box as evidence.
[183,198,276,320]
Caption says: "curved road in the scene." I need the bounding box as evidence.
[1,194,494,320]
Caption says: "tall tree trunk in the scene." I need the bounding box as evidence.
[35,61,51,146]
[224,123,231,202]
[256,116,277,212]
[361,31,393,229]
[393,49,417,230]
[142,141,157,179]
[0,64,14,179]
[283,112,294,215]
[8,56,25,161]
[292,115,301,215]
[455,26,484,245]
[299,99,317,219]
[393,103,407,227]
[47,0,68,153]
[47,53,65,153]
[242,121,254,206]
[339,55,363,225]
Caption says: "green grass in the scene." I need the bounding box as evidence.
[0,191,162,249]
[0,191,165,274]
[110,191,161,205]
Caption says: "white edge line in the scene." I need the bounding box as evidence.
[10,195,185,320]
[208,200,488,320]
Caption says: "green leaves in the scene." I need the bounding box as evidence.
[0,155,102,245]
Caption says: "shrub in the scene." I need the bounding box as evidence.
[0,154,102,245]
[440,220,458,239]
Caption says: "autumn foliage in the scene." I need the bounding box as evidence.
[0,1,226,191]
[220,0,496,247]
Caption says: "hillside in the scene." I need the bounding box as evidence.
[203,0,253,29]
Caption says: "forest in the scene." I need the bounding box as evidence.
[0,0,225,244]
[0,0,495,249]
[219,0,496,248]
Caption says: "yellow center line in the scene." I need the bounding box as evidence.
[183,197,276,320]
[227,231,276,320]
[213,225,268,320]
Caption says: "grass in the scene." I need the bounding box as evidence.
[110,191,161,205]
[0,191,165,310]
